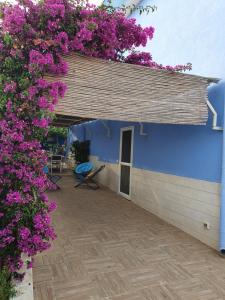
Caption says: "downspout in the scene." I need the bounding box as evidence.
[207,100,223,130]
[139,122,148,136]
[220,86,225,254]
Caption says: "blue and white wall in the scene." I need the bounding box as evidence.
[69,1,225,249]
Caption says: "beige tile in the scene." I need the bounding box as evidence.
[33,175,225,300]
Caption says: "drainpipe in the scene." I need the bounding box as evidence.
[207,100,223,131]
[139,122,148,136]
[220,84,225,254]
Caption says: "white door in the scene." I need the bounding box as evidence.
[119,127,134,199]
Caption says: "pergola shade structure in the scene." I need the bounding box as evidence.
[45,54,212,127]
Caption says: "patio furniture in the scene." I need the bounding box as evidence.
[74,163,105,190]
[75,162,93,174]
[43,166,61,190]
[49,154,64,174]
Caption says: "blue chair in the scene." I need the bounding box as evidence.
[74,162,105,190]
[75,162,93,175]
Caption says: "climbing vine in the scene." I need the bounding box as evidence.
[0,0,191,283]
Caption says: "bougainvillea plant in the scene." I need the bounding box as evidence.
[0,0,191,282]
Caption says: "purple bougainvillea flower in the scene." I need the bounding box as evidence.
[5,191,24,205]
[3,5,26,34]
[4,82,17,93]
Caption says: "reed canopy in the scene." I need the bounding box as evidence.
[45,54,213,127]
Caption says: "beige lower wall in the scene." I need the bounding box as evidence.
[90,155,220,250]
[90,156,119,192]
[132,167,220,250]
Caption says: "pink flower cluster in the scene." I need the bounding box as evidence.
[2,5,26,34]
[5,191,24,206]
[125,52,192,71]
[0,92,57,272]
[18,213,56,257]
[29,50,54,72]
[4,81,17,93]
[70,10,156,60]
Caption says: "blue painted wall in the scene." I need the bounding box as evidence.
[69,81,225,183]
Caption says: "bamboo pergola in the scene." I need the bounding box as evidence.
[45,54,215,127]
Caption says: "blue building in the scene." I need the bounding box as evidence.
[67,1,225,251]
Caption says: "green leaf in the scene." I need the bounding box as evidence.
[3,33,13,47]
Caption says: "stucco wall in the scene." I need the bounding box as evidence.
[130,0,225,79]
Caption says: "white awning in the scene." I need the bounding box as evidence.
[46,54,211,126]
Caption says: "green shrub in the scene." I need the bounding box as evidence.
[0,268,17,300]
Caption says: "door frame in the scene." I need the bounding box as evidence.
[118,126,134,200]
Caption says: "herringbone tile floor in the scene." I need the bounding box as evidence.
[33,176,225,300]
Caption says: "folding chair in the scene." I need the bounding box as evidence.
[43,166,61,190]
[50,155,64,174]
[74,164,105,190]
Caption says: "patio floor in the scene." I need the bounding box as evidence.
[33,175,225,300]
